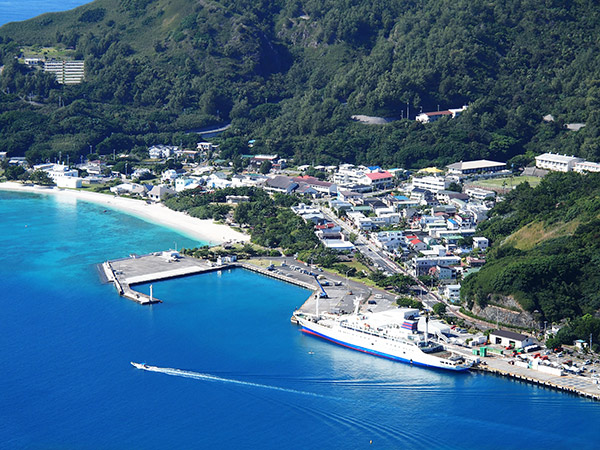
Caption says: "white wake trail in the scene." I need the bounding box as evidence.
[136,364,333,399]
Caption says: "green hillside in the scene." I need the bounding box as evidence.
[462,172,600,324]
[1,0,600,166]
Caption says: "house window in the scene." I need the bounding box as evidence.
[495,337,502,345]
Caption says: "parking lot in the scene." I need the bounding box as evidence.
[254,257,397,315]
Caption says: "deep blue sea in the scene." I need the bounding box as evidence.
[0,0,91,27]
[2,190,600,449]
[2,2,600,447]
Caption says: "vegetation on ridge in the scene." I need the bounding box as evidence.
[1,0,600,167]
[462,172,600,325]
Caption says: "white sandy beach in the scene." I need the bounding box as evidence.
[0,182,249,245]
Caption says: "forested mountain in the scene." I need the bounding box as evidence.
[1,0,600,166]
[462,172,600,325]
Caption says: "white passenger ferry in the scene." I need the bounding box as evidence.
[295,307,471,372]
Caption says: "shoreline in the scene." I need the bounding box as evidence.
[0,182,249,246]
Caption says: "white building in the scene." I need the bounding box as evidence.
[411,255,461,277]
[489,330,536,349]
[346,211,374,230]
[465,187,496,201]
[147,185,175,202]
[446,159,506,176]
[33,163,81,187]
[175,177,202,192]
[197,142,219,152]
[411,176,450,193]
[574,160,600,173]
[372,230,405,251]
[442,284,461,302]
[363,171,394,190]
[149,145,179,159]
[473,237,489,250]
[161,169,181,183]
[110,183,148,196]
[44,60,85,84]
[535,153,583,172]
[416,105,468,123]
[333,164,369,189]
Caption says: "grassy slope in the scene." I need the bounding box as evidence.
[0,0,193,53]
[502,219,580,251]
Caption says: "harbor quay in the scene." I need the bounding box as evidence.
[99,251,600,401]
[100,251,228,304]
[472,355,600,401]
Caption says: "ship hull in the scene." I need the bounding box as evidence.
[299,319,471,372]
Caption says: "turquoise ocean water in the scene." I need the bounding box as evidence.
[2,2,600,447]
[2,190,600,449]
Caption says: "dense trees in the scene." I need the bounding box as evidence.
[462,173,600,324]
[164,187,319,254]
[1,0,600,166]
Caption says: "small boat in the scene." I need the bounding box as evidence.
[131,362,149,370]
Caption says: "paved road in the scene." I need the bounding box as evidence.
[317,203,458,314]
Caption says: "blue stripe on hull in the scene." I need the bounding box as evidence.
[301,325,470,372]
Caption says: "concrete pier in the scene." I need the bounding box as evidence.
[100,253,396,312]
[472,357,600,401]
[101,253,227,305]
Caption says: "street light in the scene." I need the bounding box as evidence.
[344,268,353,294]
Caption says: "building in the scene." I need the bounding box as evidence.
[226,195,250,204]
[110,183,148,196]
[411,254,461,277]
[465,187,496,201]
[429,265,457,280]
[489,330,536,349]
[147,185,175,202]
[149,145,179,159]
[248,154,279,170]
[372,231,405,252]
[574,161,600,173]
[292,176,337,195]
[416,106,468,123]
[175,177,202,192]
[442,284,461,302]
[473,237,489,250]
[33,163,81,188]
[535,153,583,172]
[265,176,298,194]
[44,60,85,84]
[446,160,506,176]
[333,164,367,187]
[364,171,394,190]
[411,176,450,193]
[197,142,219,153]
[346,211,374,231]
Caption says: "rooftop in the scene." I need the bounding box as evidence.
[446,160,506,171]
[491,329,528,341]
[365,171,393,181]
[535,153,583,164]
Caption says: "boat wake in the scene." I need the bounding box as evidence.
[131,363,333,399]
